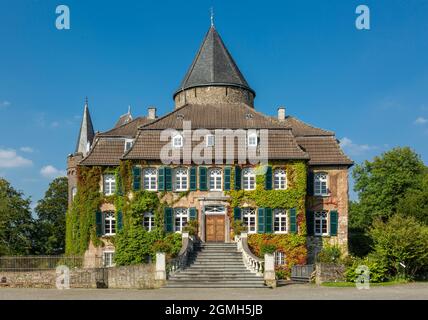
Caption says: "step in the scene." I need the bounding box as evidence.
[164,284,266,288]
[170,275,262,280]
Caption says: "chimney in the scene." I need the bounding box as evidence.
[278,106,286,121]
[148,107,157,120]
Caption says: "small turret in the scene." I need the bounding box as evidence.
[75,97,95,156]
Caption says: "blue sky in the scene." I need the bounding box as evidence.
[0,0,427,209]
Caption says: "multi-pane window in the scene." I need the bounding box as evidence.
[274,209,287,233]
[314,173,328,196]
[248,133,258,147]
[209,168,222,191]
[174,208,189,232]
[242,168,256,190]
[274,169,287,190]
[206,134,215,147]
[124,139,134,152]
[103,251,115,267]
[275,251,285,266]
[172,134,183,148]
[103,174,116,196]
[143,212,154,231]
[242,208,256,234]
[104,211,116,236]
[175,168,188,191]
[314,211,328,236]
[143,168,157,191]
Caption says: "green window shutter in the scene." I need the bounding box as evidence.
[265,166,273,190]
[330,210,338,236]
[165,167,172,191]
[233,207,241,221]
[164,207,173,232]
[189,167,197,191]
[224,167,231,191]
[132,166,141,191]
[307,171,314,196]
[306,211,314,236]
[258,208,265,233]
[290,208,297,234]
[96,211,102,237]
[117,211,123,231]
[199,167,207,191]
[234,166,242,190]
[158,167,165,191]
[265,208,273,233]
[189,207,197,220]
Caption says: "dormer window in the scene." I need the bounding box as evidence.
[206,134,215,147]
[248,133,258,147]
[124,139,134,152]
[172,134,183,148]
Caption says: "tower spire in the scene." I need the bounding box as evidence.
[210,7,214,27]
[75,97,95,156]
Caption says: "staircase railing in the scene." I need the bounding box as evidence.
[167,232,194,276]
[236,232,264,276]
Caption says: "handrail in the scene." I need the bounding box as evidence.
[167,233,194,275]
[236,233,264,276]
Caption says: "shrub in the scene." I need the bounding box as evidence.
[345,254,389,283]
[260,243,277,255]
[232,220,246,236]
[183,220,198,236]
[316,244,342,264]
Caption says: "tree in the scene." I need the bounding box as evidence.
[369,215,428,279]
[397,173,428,225]
[33,177,68,255]
[0,178,33,255]
[352,147,426,228]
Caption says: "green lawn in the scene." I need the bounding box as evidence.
[321,279,409,287]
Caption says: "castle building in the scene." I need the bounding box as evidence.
[67,25,353,274]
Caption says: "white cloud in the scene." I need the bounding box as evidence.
[414,117,428,125]
[20,147,34,153]
[340,137,377,156]
[0,101,11,109]
[0,149,33,168]
[40,165,66,179]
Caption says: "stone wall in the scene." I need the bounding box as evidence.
[174,86,254,109]
[67,153,83,207]
[0,264,159,289]
[315,263,346,284]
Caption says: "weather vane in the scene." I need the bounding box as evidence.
[210,7,214,27]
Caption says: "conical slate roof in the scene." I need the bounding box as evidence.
[174,26,255,98]
[75,101,95,155]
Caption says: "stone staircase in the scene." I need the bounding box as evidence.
[165,242,265,288]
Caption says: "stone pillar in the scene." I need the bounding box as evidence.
[155,252,166,286]
[264,253,277,288]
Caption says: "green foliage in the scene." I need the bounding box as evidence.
[368,214,428,279]
[348,230,372,257]
[260,243,277,255]
[316,244,342,264]
[345,254,389,283]
[66,166,103,255]
[33,177,68,255]
[183,219,198,236]
[0,178,33,255]
[352,147,426,228]
[397,172,428,225]
[231,220,245,236]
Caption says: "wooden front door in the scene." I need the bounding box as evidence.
[205,215,225,242]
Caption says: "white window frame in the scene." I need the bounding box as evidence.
[242,168,256,190]
[314,172,328,196]
[124,138,134,152]
[143,168,158,191]
[71,187,77,200]
[103,251,115,267]
[273,209,287,234]
[274,168,287,190]
[242,208,257,234]
[143,212,155,231]
[209,168,222,191]
[103,174,116,196]
[247,133,258,147]
[103,211,116,236]
[174,208,189,233]
[314,211,329,236]
[174,167,189,191]
[206,134,215,147]
[172,134,183,148]
[204,205,226,215]
[275,251,285,266]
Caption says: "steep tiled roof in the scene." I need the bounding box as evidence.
[79,138,125,166]
[277,116,333,137]
[99,117,152,137]
[296,136,353,166]
[174,26,255,98]
[140,104,287,130]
